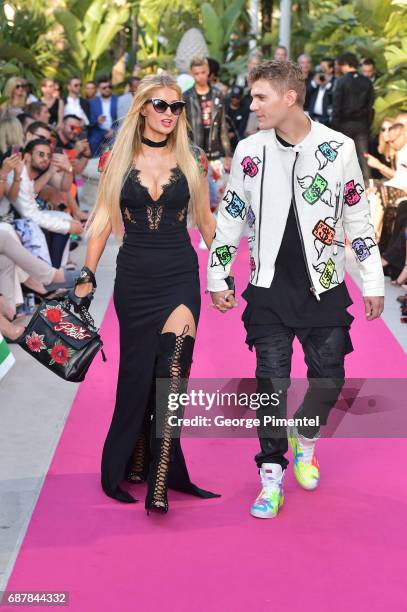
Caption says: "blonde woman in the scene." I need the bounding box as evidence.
[0,77,27,118]
[74,74,218,513]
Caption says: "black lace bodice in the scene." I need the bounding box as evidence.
[120,166,190,235]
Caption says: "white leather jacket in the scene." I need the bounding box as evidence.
[207,120,384,299]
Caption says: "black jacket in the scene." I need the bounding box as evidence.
[308,78,335,125]
[184,86,231,159]
[331,72,374,130]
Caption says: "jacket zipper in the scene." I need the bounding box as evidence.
[333,181,342,255]
[291,151,320,301]
[255,145,266,283]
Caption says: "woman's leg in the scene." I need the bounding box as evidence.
[0,230,56,286]
[146,305,196,513]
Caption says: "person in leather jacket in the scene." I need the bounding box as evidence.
[184,57,231,165]
[332,53,374,181]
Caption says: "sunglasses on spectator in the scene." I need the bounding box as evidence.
[147,98,186,116]
[15,84,24,90]
[100,84,112,90]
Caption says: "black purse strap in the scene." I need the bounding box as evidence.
[60,296,98,332]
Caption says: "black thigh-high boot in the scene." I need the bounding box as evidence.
[125,388,154,484]
[145,326,219,514]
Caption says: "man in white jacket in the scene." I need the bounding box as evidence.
[207,61,384,519]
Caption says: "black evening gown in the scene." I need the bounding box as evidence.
[101,165,217,500]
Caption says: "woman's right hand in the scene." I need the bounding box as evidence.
[74,282,94,298]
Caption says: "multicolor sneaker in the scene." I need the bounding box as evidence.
[250,463,285,519]
[288,426,320,490]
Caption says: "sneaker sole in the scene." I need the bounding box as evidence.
[250,497,284,519]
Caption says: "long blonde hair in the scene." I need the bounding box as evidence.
[3,77,27,106]
[0,116,25,153]
[86,74,202,240]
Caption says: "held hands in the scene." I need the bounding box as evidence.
[210,290,237,313]
[364,296,384,321]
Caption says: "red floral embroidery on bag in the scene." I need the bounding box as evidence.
[26,331,46,353]
[40,304,68,322]
[46,307,63,323]
[48,343,75,366]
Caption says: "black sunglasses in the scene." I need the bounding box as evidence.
[147,98,185,116]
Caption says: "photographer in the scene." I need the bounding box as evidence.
[308,58,335,125]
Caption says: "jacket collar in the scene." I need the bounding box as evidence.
[260,118,318,153]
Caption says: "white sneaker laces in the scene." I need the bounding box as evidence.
[297,434,317,464]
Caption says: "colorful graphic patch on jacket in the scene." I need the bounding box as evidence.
[344,180,364,206]
[312,217,345,259]
[352,236,376,262]
[241,156,261,177]
[315,141,343,170]
[210,245,237,269]
[247,206,256,228]
[313,258,339,289]
[298,174,333,207]
[249,256,256,280]
[223,190,246,219]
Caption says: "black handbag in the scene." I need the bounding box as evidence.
[17,297,106,382]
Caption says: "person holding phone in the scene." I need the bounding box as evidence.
[308,58,336,126]
[74,74,218,514]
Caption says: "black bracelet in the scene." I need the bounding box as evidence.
[76,266,97,288]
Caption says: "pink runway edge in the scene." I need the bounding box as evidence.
[5,231,407,611]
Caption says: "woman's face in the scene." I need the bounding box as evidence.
[13,81,26,99]
[141,87,184,138]
[41,80,55,96]
[381,121,393,143]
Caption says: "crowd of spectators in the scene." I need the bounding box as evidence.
[0,47,406,350]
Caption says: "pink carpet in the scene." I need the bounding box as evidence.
[5,232,407,611]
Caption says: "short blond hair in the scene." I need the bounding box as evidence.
[190,56,209,70]
[249,60,306,107]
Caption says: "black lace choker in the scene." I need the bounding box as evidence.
[141,136,168,148]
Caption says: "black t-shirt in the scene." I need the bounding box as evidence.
[197,90,212,154]
[56,134,76,150]
[242,133,354,340]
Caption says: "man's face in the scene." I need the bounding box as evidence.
[298,55,312,76]
[29,144,52,172]
[320,61,334,76]
[63,118,81,141]
[99,81,112,98]
[275,48,287,62]
[69,79,82,96]
[250,79,291,130]
[85,82,96,98]
[248,57,261,73]
[25,127,51,145]
[191,65,209,89]
[129,79,140,95]
[361,64,376,80]
[389,128,407,152]
[36,105,50,124]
